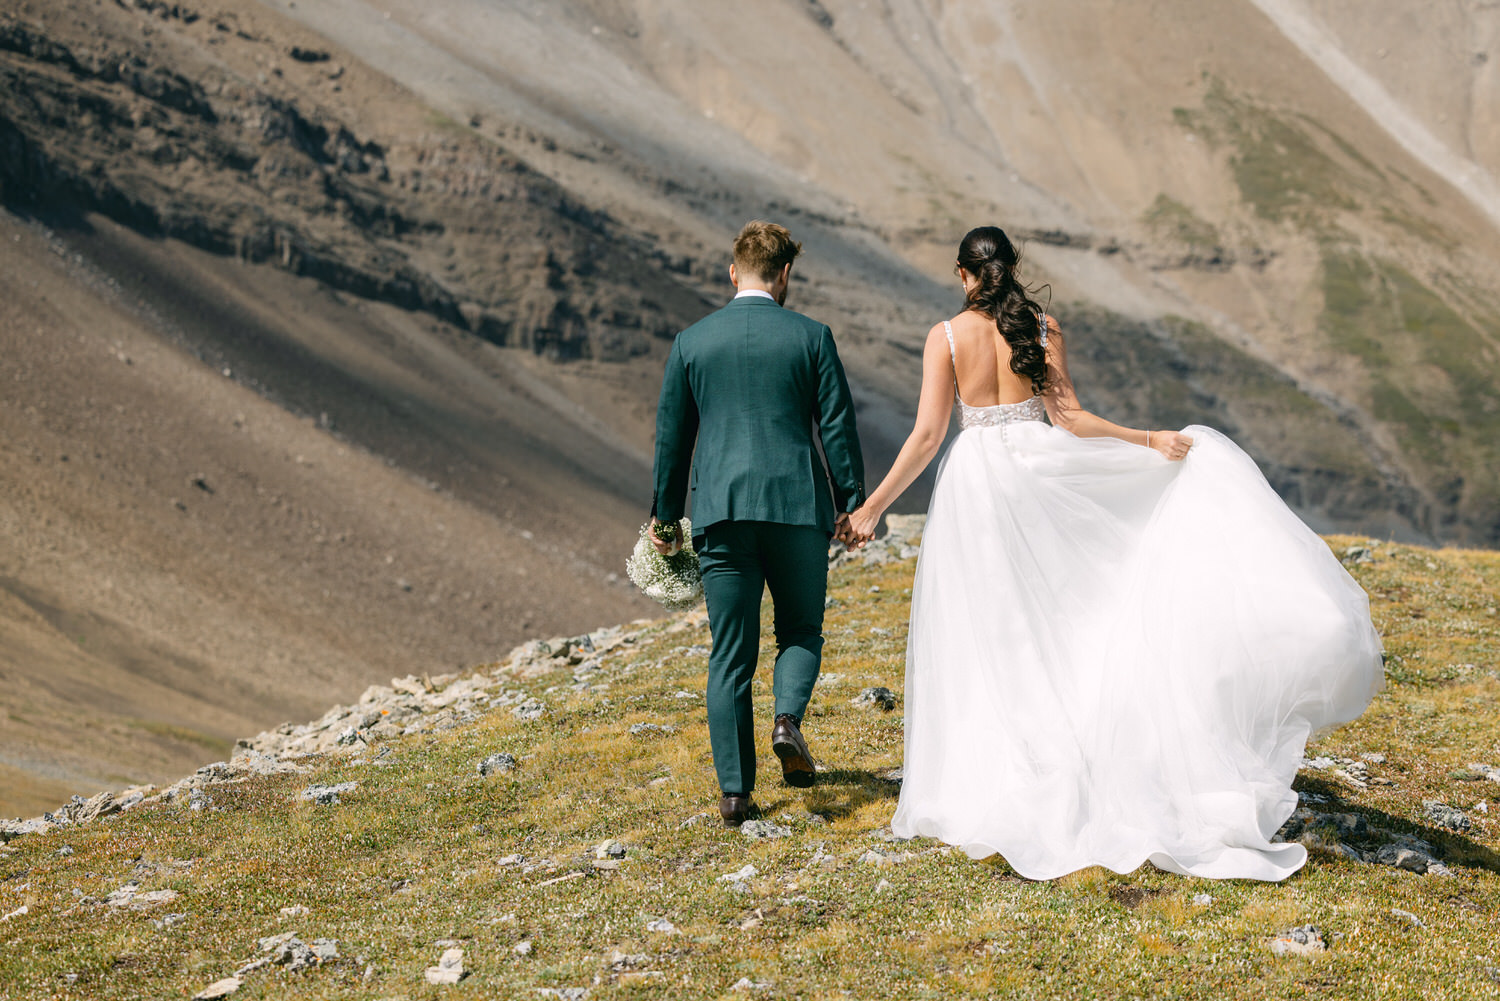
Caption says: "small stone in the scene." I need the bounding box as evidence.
[1268,925,1326,956]
[1423,800,1471,832]
[300,782,357,805]
[605,949,649,971]
[1191,893,1214,907]
[514,940,533,955]
[496,854,526,867]
[731,978,772,991]
[479,753,518,776]
[57,845,73,856]
[425,947,466,985]
[1390,908,1423,928]
[679,812,712,828]
[673,690,698,699]
[740,819,792,840]
[851,687,897,711]
[511,699,545,721]
[874,878,893,893]
[628,722,676,736]
[535,989,590,1000]
[192,977,242,1000]
[279,905,309,918]
[645,917,677,934]
[594,840,627,860]
[719,864,758,883]
[1,905,27,922]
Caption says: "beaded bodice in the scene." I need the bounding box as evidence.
[957,394,1047,429]
[944,318,1049,431]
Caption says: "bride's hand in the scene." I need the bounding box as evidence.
[845,504,880,548]
[1150,429,1194,462]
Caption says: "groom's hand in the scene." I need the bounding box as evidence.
[833,513,858,551]
[649,518,679,555]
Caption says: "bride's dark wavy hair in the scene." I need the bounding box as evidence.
[957,226,1049,395]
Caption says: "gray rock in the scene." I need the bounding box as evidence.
[1390,908,1424,929]
[595,840,627,860]
[645,917,677,934]
[740,819,792,840]
[300,782,358,806]
[731,978,772,991]
[511,698,546,721]
[425,946,466,985]
[192,977,242,1000]
[106,884,179,909]
[851,687,897,711]
[628,722,676,736]
[1374,844,1442,874]
[1191,893,1214,906]
[1423,800,1471,832]
[1268,925,1326,956]
[535,989,590,1000]
[478,753,517,776]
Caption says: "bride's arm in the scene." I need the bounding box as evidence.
[846,324,955,541]
[1041,317,1192,460]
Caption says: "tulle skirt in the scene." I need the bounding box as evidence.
[889,422,1384,881]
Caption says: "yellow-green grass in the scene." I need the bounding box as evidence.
[1,539,1497,999]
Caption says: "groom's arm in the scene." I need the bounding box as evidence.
[651,338,698,524]
[814,325,866,514]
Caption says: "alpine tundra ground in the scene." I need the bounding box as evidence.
[1,532,1498,1000]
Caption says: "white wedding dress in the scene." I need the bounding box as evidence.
[889,320,1385,881]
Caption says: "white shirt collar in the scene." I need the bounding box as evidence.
[733,288,776,302]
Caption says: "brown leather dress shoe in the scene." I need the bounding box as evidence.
[719,794,756,827]
[771,713,817,788]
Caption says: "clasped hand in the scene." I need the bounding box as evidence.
[835,506,879,550]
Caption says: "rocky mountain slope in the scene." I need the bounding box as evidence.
[1,534,1497,999]
[2,0,1499,813]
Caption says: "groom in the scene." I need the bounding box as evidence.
[650,220,866,827]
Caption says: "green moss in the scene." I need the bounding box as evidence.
[1178,82,1375,225]
[126,719,231,754]
[1142,194,1220,249]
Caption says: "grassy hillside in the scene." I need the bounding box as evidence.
[2,535,1498,1000]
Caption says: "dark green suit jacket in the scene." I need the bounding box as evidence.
[652,295,865,537]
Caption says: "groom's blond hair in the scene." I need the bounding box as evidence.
[734,220,802,281]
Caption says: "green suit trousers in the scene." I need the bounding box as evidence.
[697,520,829,795]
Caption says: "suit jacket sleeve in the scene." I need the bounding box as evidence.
[651,337,698,524]
[814,325,866,513]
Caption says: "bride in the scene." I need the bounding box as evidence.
[845,226,1384,881]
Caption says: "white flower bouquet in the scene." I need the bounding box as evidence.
[626,518,702,611]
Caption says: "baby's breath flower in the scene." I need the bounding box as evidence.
[626,519,702,611]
